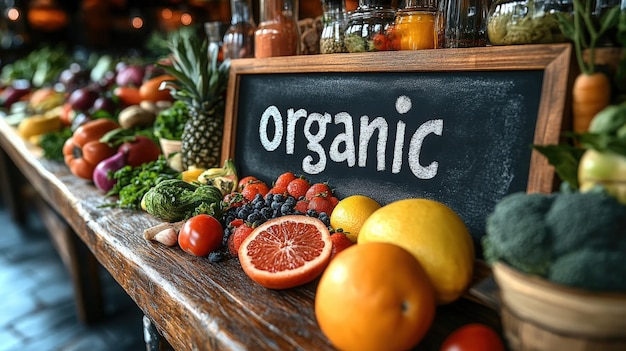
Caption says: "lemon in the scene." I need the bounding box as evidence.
[358,198,474,304]
[330,195,382,243]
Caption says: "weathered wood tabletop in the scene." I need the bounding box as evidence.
[0,116,502,351]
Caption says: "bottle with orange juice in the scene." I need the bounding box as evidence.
[392,0,438,50]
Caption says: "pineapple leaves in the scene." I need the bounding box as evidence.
[157,26,231,111]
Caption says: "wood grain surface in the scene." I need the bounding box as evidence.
[1,115,502,350]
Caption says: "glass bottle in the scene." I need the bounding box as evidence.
[320,0,348,54]
[436,0,490,48]
[393,0,438,50]
[344,0,399,53]
[223,0,256,59]
[254,0,301,58]
[204,21,225,61]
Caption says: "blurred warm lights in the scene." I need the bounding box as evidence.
[7,8,20,21]
[131,16,143,29]
[161,8,172,20]
[180,12,192,25]
[159,7,194,31]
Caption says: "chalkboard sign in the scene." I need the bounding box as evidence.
[222,44,573,242]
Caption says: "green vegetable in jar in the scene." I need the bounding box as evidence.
[141,179,224,222]
[487,0,570,45]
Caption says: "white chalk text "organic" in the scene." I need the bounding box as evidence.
[258,95,443,179]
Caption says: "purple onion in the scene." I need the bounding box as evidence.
[93,152,127,192]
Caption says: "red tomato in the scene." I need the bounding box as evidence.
[441,323,505,351]
[178,214,223,257]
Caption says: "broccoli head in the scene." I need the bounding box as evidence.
[546,191,626,256]
[484,190,626,293]
[483,192,555,276]
[549,249,626,292]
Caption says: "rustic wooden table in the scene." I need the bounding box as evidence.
[0,116,502,351]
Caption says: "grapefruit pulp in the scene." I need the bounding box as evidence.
[238,215,332,289]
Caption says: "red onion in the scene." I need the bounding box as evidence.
[115,65,145,87]
[93,151,126,192]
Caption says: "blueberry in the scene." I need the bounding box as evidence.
[237,208,250,219]
[273,194,284,203]
[270,201,282,211]
[306,209,318,217]
[253,193,264,203]
[284,196,296,206]
[261,207,273,219]
[280,203,293,215]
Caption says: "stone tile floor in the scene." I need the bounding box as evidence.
[0,201,147,351]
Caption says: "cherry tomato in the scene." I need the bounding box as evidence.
[441,323,505,351]
[178,214,223,257]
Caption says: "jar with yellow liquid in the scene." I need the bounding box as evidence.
[393,0,438,50]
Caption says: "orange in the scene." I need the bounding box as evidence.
[358,198,474,304]
[315,242,436,351]
[329,195,381,242]
[238,215,332,289]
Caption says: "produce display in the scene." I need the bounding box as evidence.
[3,15,626,349]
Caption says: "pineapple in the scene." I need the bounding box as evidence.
[159,28,230,170]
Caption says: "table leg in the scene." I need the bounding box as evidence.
[143,315,174,351]
[0,147,26,224]
[34,196,104,324]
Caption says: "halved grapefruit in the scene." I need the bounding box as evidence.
[238,215,332,289]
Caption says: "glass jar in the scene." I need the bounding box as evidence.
[393,0,438,50]
[436,0,490,48]
[344,0,399,52]
[486,0,572,45]
[223,0,256,59]
[254,0,301,58]
[320,0,348,54]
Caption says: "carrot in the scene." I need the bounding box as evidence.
[564,0,619,133]
[572,72,611,134]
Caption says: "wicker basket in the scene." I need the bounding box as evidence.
[493,262,626,351]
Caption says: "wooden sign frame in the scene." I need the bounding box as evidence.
[221,44,574,240]
[222,44,573,196]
